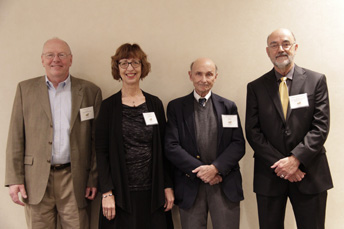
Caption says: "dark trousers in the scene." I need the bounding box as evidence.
[179,182,240,229]
[256,183,328,229]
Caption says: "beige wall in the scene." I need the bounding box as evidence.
[1,0,343,228]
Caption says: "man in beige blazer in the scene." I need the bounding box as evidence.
[5,38,102,228]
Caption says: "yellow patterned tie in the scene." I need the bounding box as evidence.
[279,77,289,119]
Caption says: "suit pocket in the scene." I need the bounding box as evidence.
[24,155,34,165]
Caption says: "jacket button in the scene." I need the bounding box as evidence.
[48,141,52,145]
[186,174,190,177]
[196,155,200,159]
[47,159,51,163]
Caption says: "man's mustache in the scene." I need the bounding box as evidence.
[276,53,288,58]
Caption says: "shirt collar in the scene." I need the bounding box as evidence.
[275,66,295,82]
[193,90,212,103]
[46,74,71,89]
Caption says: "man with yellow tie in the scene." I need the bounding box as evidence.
[245,28,333,229]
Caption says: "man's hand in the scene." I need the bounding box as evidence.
[164,188,174,212]
[271,155,301,180]
[287,169,306,182]
[209,174,223,185]
[9,184,27,206]
[192,164,219,183]
[85,187,97,200]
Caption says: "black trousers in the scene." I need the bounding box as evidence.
[256,183,327,229]
[99,190,173,229]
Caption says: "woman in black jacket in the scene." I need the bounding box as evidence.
[96,43,174,229]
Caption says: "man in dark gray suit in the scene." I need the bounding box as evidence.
[246,28,333,229]
[165,58,245,229]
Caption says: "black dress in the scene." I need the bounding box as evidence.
[96,91,173,229]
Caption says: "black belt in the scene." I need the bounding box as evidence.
[51,163,71,170]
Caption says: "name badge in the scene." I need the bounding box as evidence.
[143,112,158,125]
[80,106,94,121]
[289,93,309,109]
[222,115,238,128]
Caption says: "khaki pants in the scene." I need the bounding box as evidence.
[25,166,88,229]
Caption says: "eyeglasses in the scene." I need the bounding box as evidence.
[43,53,71,59]
[268,42,295,50]
[118,60,141,69]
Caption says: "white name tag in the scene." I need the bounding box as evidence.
[143,112,158,125]
[222,115,238,128]
[80,106,94,121]
[289,93,309,109]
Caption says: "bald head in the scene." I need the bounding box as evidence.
[42,38,72,55]
[188,57,218,97]
[267,28,296,46]
[190,58,218,73]
[266,28,298,75]
[41,38,73,86]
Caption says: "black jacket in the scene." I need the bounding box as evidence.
[96,90,173,213]
[165,92,245,209]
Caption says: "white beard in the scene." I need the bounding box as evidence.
[274,54,294,69]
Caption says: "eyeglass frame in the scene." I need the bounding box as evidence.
[118,60,141,69]
[42,52,71,60]
[268,42,296,50]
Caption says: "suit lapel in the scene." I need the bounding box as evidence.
[211,94,224,147]
[36,76,53,122]
[263,69,285,122]
[287,65,307,120]
[183,93,197,148]
[70,76,83,131]
[290,65,306,96]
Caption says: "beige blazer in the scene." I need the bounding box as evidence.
[5,75,102,208]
